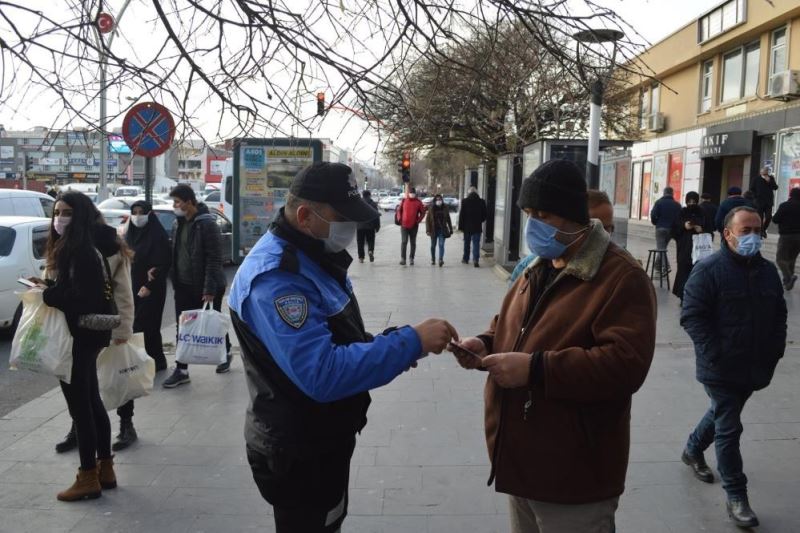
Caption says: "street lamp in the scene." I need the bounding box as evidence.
[573,28,624,190]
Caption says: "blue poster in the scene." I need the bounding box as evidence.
[243,147,265,173]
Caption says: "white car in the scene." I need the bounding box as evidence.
[0,216,50,331]
[378,196,401,211]
[99,208,130,231]
[0,189,55,218]
[114,186,143,197]
[97,196,168,210]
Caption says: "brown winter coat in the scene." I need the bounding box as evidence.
[481,221,657,504]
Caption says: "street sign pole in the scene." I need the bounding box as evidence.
[145,156,153,205]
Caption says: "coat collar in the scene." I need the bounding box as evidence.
[530,220,610,282]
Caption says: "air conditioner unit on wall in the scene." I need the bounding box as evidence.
[769,70,800,100]
[647,112,665,132]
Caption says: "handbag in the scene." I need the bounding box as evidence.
[78,249,121,331]
[691,233,714,264]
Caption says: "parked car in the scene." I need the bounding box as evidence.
[99,208,130,232]
[114,186,143,197]
[444,197,459,212]
[0,216,50,332]
[84,192,99,204]
[150,205,233,264]
[378,196,401,212]
[204,190,220,203]
[0,190,54,218]
[97,196,168,210]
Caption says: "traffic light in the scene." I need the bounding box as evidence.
[25,156,33,173]
[316,92,325,117]
[401,151,411,183]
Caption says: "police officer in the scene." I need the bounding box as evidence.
[229,162,457,533]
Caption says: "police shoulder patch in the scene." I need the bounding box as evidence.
[274,294,308,329]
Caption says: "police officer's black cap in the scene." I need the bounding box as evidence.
[290,162,378,223]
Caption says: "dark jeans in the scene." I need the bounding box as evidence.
[60,343,111,470]
[686,384,753,499]
[463,232,481,262]
[655,227,671,271]
[247,436,356,533]
[776,233,800,282]
[356,228,376,259]
[758,206,773,234]
[400,226,418,260]
[430,233,445,261]
[174,282,231,371]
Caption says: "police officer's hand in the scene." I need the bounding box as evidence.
[482,352,532,388]
[413,319,458,354]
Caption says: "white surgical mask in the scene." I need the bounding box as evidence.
[130,214,148,228]
[173,207,187,217]
[409,193,416,199]
[310,209,357,253]
[53,216,71,235]
[435,200,443,206]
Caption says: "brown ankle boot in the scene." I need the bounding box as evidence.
[57,467,102,501]
[97,456,117,490]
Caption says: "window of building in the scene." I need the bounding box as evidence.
[769,27,787,79]
[721,41,760,102]
[651,84,661,115]
[700,60,714,112]
[639,87,651,130]
[698,0,746,43]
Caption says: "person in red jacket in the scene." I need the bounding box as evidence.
[397,187,426,266]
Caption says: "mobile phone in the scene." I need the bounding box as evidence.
[17,277,38,288]
[448,342,483,362]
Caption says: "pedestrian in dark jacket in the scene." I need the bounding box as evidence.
[356,190,380,263]
[650,186,681,272]
[671,191,705,301]
[699,193,718,238]
[163,185,231,388]
[425,194,453,266]
[397,187,425,266]
[715,186,750,234]
[680,206,786,529]
[458,187,487,267]
[771,187,800,290]
[750,167,779,237]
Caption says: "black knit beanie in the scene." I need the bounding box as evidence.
[517,159,589,224]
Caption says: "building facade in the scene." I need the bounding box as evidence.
[615,0,800,231]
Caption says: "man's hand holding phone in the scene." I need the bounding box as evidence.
[448,337,487,370]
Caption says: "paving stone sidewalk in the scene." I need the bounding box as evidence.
[0,218,798,532]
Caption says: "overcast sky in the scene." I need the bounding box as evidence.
[0,0,724,163]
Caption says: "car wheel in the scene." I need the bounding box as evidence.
[7,303,22,335]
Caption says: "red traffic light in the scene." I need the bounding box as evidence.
[401,151,411,170]
[316,92,325,117]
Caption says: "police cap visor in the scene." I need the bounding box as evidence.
[290,162,378,223]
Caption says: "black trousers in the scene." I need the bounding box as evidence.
[400,226,418,260]
[356,229,376,259]
[247,436,356,533]
[174,282,231,370]
[60,342,111,470]
[758,206,773,234]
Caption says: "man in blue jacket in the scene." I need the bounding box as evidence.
[228,162,457,533]
[650,186,681,272]
[715,186,750,236]
[680,206,786,529]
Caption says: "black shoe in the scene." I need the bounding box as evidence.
[359,257,364,263]
[474,261,479,268]
[461,259,468,264]
[55,423,77,453]
[727,497,759,528]
[787,275,798,291]
[439,260,444,267]
[399,259,406,266]
[681,449,714,483]
[431,259,436,265]
[154,356,168,372]
[216,354,233,374]
[163,368,190,388]
[369,252,374,263]
[112,419,138,452]
[410,258,414,266]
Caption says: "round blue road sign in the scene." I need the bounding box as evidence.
[122,102,175,158]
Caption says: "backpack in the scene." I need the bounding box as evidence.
[394,202,402,226]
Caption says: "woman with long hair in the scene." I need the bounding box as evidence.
[425,194,453,266]
[39,192,120,501]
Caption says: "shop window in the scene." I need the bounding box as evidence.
[721,41,759,102]
[769,27,787,79]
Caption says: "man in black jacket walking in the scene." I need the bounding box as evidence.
[771,187,800,290]
[356,190,380,263]
[750,167,779,237]
[680,206,786,528]
[163,184,231,388]
[458,187,487,267]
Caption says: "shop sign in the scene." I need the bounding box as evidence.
[700,131,754,157]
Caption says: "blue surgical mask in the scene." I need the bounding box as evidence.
[734,233,762,257]
[525,217,587,259]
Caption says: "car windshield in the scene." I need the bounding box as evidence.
[0,226,16,256]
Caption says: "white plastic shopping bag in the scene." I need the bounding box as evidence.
[97,333,155,410]
[175,302,230,365]
[10,289,73,383]
[691,233,714,264]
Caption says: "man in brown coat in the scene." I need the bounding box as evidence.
[450,159,657,532]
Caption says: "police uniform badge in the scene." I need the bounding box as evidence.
[275,294,308,329]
